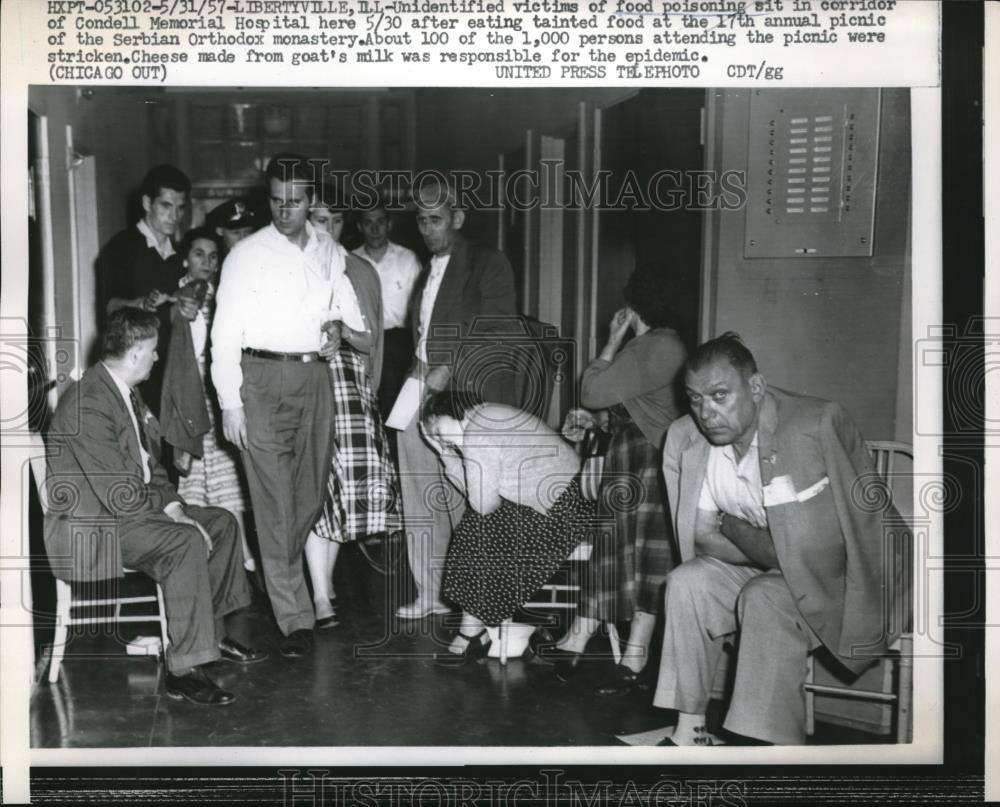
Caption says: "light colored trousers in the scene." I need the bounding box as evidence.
[397,412,466,602]
[653,556,820,744]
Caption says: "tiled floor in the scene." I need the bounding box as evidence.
[30,542,890,748]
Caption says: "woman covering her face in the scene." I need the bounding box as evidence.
[547,264,687,696]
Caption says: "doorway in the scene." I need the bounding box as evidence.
[595,89,704,353]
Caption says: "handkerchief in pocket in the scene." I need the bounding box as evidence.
[763,475,798,506]
[763,474,831,506]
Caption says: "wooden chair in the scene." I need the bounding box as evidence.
[803,440,913,743]
[28,432,170,684]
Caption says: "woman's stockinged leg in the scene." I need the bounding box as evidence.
[304,530,334,620]
[621,609,656,673]
[556,614,601,654]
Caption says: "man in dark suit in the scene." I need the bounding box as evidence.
[45,308,266,706]
[394,177,518,619]
[653,333,902,744]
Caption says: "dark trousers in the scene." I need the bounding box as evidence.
[378,328,414,420]
[240,354,334,635]
[119,505,250,673]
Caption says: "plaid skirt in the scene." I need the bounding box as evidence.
[312,344,402,543]
[177,361,248,514]
[580,406,676,621]
[443,479,597,626]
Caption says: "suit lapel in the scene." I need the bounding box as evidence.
[94,363,146,477]
[677,438,710,562]
[755,390,790,554]
[756,391,779,487]
[428,236,468,331]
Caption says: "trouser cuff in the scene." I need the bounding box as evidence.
[167,647,220,674]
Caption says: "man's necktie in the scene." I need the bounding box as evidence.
[128,389,150,453]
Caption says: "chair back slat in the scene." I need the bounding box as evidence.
[865,440,912,484]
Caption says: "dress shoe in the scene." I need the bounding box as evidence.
[532,646,583,681]
[279,629,314,659]
[218,636,269,664]
[656,725,728,746]
[594,663,653,697]
[527,626,557,657]
[395,599,451,620]
[434,629,492,667]
[165,668,235,706]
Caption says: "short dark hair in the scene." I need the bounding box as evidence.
[623,264,677,330]
[179,226,220,260]
[100,308,160,360]
[686,331,758,378]
[264,153,316,200]
[358,199,392,218]
[140,164,191,201]
[420,387,482,425]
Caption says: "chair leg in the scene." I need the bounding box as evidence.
[880,656,894,735]
[499,621,509,666]
[49,579,71,684]
[606,622,622,665]
[897,634,913,743]
[804,654,815,737]
[155,583,170,654]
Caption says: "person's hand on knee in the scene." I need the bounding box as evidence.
[164,502,214,554]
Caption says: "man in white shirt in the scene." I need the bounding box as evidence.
[211,154,337,659]
[654,333,901,745]
[45,309,266,706]
[394,177,517,619]
[353,203,421,417]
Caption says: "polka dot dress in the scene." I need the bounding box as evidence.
[442,478,597,626]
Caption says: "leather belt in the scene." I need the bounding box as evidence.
[243,347,324,363]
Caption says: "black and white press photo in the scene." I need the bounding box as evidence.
[20,84,921,753]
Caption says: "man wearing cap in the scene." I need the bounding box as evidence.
[211,154,348,659]
[208,198,259,257]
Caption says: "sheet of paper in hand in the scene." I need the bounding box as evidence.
[385,376,424,431]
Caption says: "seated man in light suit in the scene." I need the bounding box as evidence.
[653,332,901,745]
[45,308,267,706]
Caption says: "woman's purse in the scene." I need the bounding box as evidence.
[579,426,611,501]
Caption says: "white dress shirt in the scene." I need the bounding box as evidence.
[416,253,450,363]
[136,218,176,260]
[103,364,151,484]
[210,222,340,410]
[353,241,422,330]
[697,432,767,529]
